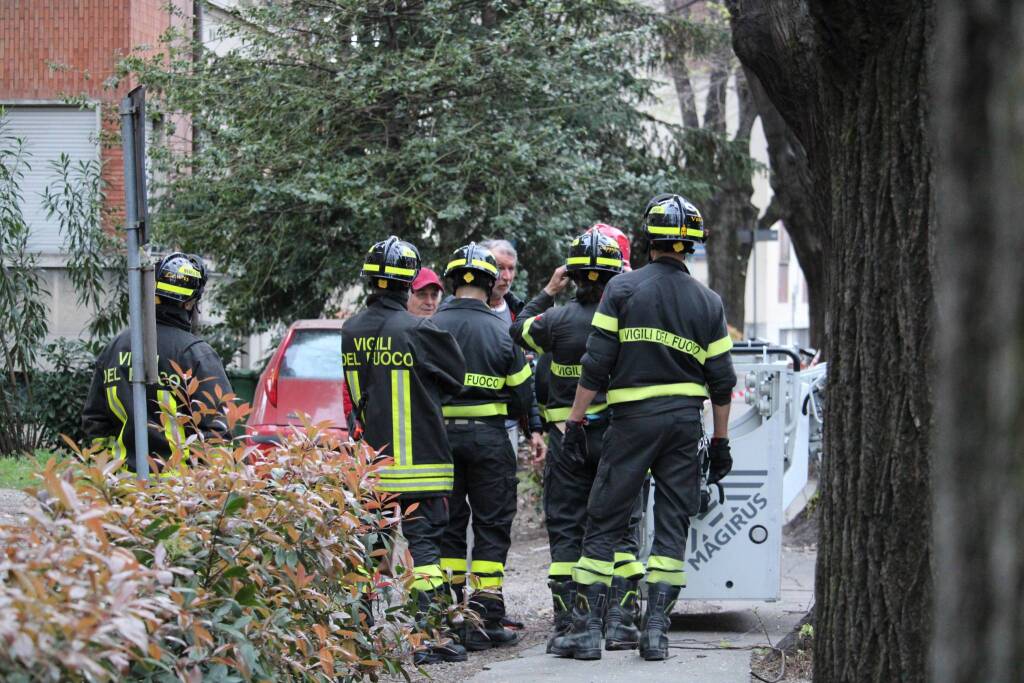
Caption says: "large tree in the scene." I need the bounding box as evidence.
[662,1,757,330]
[126,0,722,334]
[727,2,934,681]
[932,1,1024,680]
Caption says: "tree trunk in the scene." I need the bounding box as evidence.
[931,2,1024,681]
[662,1,756,329]
[705,180,755,329]
[728,2,934,681]
[746,68,826,350]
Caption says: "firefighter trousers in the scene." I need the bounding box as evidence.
[574,412,703,588]
[545,421,646,581]
[439,420,518,615]
[397,496,449,593]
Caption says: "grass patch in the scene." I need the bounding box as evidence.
[0,451,59,490]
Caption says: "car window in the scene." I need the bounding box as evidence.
[280,329,342,380]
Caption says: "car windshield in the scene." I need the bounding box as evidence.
[280,329,342,380]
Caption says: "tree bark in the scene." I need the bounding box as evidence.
[745,67,826,349]
[931,2,1024,681]
[704,66,757,329]
[728,2,934,681]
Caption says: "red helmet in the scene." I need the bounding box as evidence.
[592,223,631,270]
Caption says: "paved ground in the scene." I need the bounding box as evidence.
[460,546,815,683]
[0,488,30,524]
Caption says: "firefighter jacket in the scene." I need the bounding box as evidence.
[511,291,609,423]
[431,297,534,422]
[579,257,737,418]
[81,304,232,467]
[342,293,466,497]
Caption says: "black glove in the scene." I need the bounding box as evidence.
[707,437,732,485]
[561,419,588,467]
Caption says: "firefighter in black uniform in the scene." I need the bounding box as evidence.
[81,252,232,471]
[552,195,737,661]
[341,237,468,665]
[432,243,534,651]
[510,228,646,652]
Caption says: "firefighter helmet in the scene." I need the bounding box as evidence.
[155,252,207,304]
[444,242,499,292]
[643,194,706,251]
[592,223,631,264]
[565,228,624,283]
[362,236,421,288]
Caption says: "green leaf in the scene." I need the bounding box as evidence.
[152,524,181,541]
[224,493,247,515]
[221,565,247,580]
[235,584,260,606]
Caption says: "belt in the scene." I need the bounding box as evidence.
[446,418,485,425]
[551,413,607,434]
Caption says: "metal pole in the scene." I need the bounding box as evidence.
[120,97,150,480]
[752,228,758,339]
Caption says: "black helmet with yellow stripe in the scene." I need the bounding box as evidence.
[565,228,624,283]
[443,242,498,294]
[362,236,421,289]
[155,252,207,304]
[643,193,705,254]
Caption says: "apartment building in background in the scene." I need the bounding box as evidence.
[1,0,193,340]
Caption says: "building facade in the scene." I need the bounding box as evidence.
[1,0,191,340]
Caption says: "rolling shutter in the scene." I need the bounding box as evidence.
[2,106,99,253]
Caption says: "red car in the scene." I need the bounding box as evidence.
[247,319,348,451]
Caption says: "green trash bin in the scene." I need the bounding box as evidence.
[227,368,260,405]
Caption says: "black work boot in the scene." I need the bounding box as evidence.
[412,589,469,665]
[463,591,520,651]
[638,581,680,661]
[549,582,607,660]
[545,579,576,654]
[604,575,640,650]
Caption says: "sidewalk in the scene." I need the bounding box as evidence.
[465,547,815,683]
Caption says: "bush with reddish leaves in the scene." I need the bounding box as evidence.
[0,390,421,682]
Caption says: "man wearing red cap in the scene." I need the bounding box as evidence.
[408,267,445,317]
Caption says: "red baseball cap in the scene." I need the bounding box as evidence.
[411,267,444,292]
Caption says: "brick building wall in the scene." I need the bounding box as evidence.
[1,0,191,226]
[1,0,192,340]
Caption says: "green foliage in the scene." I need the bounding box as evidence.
[0,402,418,681]
[29,338,101,448]
[0,111,51,455]
[42,153,128,340]
[123,0,719,333]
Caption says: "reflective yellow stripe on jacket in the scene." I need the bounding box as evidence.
[520,316,544,355]
[550,361,581,378]
[442,403,509,418]
[377,463,455,492]
[617,327,734,364]
[606,383,708,405]
[105,386,128,460]
[390,369,412,467]
[541,403,608,422]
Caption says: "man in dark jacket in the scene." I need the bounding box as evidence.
[432,243,534,651]
[552,195,737,661]
[342,236,468,665]
[511,228,645,653]
[81,252,232,471]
